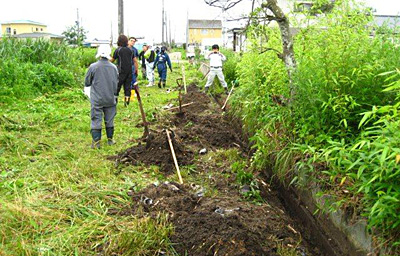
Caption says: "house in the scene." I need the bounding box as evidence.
[83,39,111,48]
[227,28,245,52]
[373,15,400,31]
[187,19,222,45]
[13,32,65,43]
[1,20,48,36]
[1,20,64,43]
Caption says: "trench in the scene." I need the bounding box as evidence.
[110,84,363,256]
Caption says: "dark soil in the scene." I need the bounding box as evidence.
[110,84,323,256]
[113,130,193,173]
[113,84,243,172]
[121,181,317,256]
[169,84,244,150]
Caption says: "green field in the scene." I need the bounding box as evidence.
[0,58,201,255]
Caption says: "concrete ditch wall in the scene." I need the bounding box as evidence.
[271,174,380,256]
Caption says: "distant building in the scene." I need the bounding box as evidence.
[1,20,48,36]
[187,19,222,45]
[1,20,64,43]
[13,32,65,43]
[83,39,111,48]
[227,28,246,52]
[373,15,400,31]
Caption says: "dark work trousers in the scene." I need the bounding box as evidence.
[131,65,137,87]
[91,105,117,130]
[157,63,167,82]
[117,72,132,97]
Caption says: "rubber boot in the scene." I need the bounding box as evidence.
[205,87,209,93]
[91,129,102,149]
[158,81,162,88]
[224,87,229,95]
[106,127,115,146]
[162,81,166,88]
[124,96,130,107]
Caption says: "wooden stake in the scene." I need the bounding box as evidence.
[166,129,183,184]
[222,85,235,111]
[176,78,183,113]
[134,85,149,137]
[165,102,194,111]
[181,65,187,93]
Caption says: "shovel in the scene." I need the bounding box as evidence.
[176,78,184,114]
[221,84,235,111]
[133,84,149,138]
[166,129,183,184]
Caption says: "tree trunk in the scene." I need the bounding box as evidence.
[262,0,296,100]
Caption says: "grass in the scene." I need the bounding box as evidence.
[0,62,199,255]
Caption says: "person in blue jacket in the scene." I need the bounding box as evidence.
[153,46,172,88]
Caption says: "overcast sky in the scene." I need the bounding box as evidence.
[0,0,399,43]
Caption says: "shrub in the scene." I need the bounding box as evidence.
[0,38,84,103]
[231,0,400,250]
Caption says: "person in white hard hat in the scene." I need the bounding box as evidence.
[84,44,119,149]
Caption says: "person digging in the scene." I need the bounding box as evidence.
[153,46,172,88]
[204,44,229,95]
[84,44,119,149]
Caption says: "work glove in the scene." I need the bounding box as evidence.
[133,82,139,91]
[84,86,91,99]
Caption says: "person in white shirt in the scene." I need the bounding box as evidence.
[204,44,229,94]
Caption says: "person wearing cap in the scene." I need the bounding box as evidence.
[110,35,133,106]
[204,44,229,95]
[153,46,172,88]
[143,45,156,87]
[84,44,119,149]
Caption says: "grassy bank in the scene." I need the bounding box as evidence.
[230,1,400,253]
[0,41,203,254]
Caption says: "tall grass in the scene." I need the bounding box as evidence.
[231,0,400,252]
[0,38,88,103]
[0,64,193,254]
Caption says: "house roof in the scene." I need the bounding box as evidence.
[2,20,46,26]
[188,20,222,29]
[373,15,400,29]
[12,32,64,39]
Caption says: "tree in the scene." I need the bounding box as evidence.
[62,22,87,46]
[204,0,296,100]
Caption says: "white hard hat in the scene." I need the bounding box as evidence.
[96,44,112,60]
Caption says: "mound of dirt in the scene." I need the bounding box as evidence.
[179,84,212,114]
[168,84,243,150]
[173,112,242,149]
[126,182,312,256]
[114,130,193,173]
[113,84,243,171]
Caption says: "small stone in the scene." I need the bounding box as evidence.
[214,207,225,215]
[199,148,207,154]
[240,185,251,194]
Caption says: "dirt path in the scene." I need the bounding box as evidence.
[111,85,324,256]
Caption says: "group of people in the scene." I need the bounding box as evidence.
[139,43,173,88]
[84,34,173,149]
[84,34,228,149]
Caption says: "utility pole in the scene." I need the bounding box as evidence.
[169,13,172,45]
[165,12,169,46]
[110,21,113,47]
[221,3,227,47]
[162,0,165,44]
[186,10,189,45]
[76,8,80,44]
[118,0,124,35]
